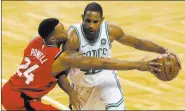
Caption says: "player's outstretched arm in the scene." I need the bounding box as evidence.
[51,51,161,76]
[108,23,167,54]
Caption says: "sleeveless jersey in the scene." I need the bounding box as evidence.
[10,36,62,98]
[68,21,113,87]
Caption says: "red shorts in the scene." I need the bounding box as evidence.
[2,80,60,110]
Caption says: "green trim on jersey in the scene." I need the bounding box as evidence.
[114,71,123,97]
[80,24,102,46]
[70,25,81,50]
[105,22,111,48]
[105,97,124,109]
[113,71,123,94]
[105,71,124,109]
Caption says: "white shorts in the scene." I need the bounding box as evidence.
[71,71,125,110]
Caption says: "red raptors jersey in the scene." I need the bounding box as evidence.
[10,36,62,98]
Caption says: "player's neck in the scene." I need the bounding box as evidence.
[44,40,58,48]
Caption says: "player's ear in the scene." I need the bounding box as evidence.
[50,36,56,42]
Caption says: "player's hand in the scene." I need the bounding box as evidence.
[139,61,161,73]
[165,49,182,70]
[68,89,86,110]
[138,56,162,74]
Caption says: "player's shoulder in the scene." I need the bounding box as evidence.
[25,36,42,51]
[68,23,81,33]
[107,22,124,36]
[68,26,77,37]
[63,25,80,51]
[68,23,81,37]
[107,22,121,30]
[28,35,42,46]
[29,35,60,53]
[67,28,79,44]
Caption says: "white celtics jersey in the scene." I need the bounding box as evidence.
[68,21,113,87]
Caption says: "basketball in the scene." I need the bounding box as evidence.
[152,54,181,81]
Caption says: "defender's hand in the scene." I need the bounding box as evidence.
[68,89,86,110]
[138,61,162,74]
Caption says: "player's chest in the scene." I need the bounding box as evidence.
[80,43,109,58]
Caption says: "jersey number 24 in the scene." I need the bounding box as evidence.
[16,57,39,85]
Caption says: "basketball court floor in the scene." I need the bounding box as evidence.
[2,1,185,110]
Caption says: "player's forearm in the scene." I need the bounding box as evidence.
[57,75,73,95]
[67,56,140,70]
[134,39,166,54]
[96,59,141,70]
[63,51,146,70]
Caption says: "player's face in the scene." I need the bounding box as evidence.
[82,11,104,33]
[54,23,67,45]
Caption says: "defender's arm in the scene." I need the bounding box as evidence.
[57,74,73,95]
[57,72,85,109]
[51,51,160,76]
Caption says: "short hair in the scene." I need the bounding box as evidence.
[38,18,59,39]
[84,2,103,17]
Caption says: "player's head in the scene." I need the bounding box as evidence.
[38,18,67,46]
[82,2,104,33]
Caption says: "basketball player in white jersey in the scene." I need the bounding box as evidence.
[63,2,180,110]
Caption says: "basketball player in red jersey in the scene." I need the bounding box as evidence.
[2,18,162,110]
